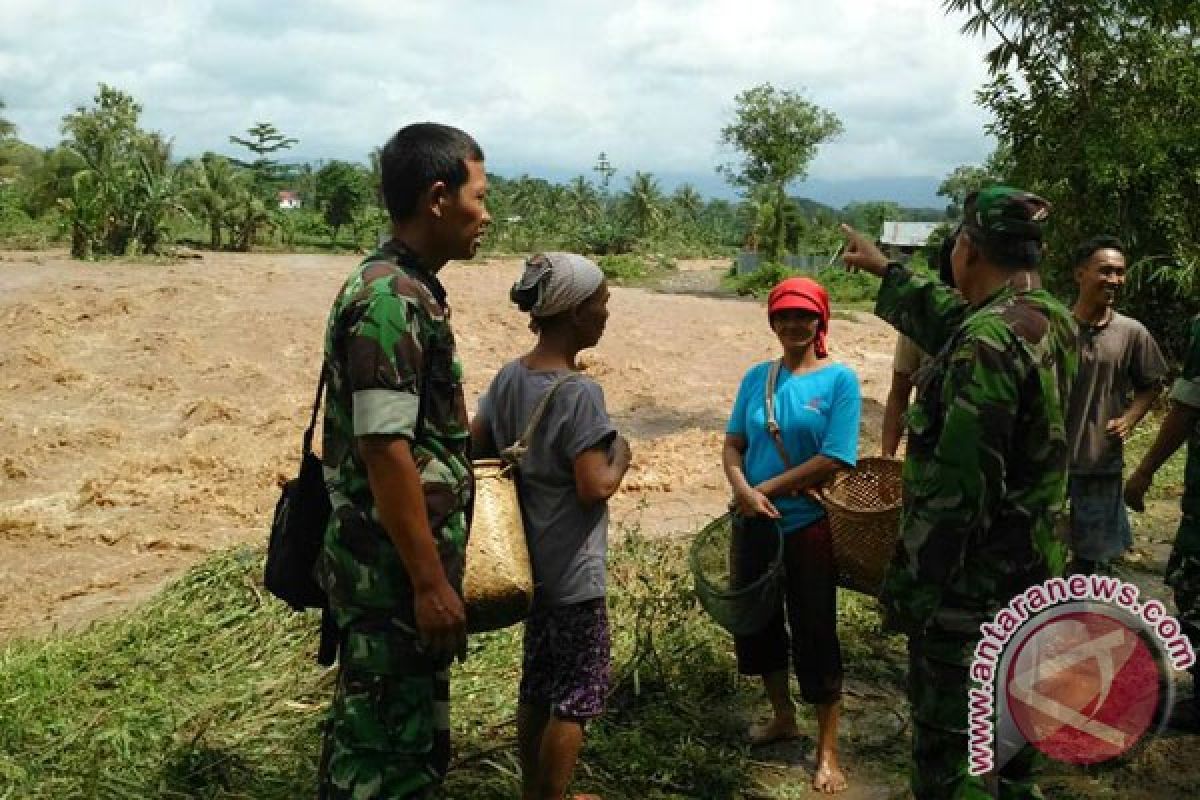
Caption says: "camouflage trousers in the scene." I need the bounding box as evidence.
[317,625,451,800]
[908,626,1043,800]
[1166,513,1200,674]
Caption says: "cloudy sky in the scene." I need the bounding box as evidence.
[0,0,999,206]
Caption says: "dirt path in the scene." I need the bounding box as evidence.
[0,249,897,639]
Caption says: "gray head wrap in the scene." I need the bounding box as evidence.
[510,252,604,317]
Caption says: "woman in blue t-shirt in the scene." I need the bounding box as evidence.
[722,276,861,795]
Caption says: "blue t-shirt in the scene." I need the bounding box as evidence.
[726,360,861,533]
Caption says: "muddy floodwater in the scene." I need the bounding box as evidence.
[0,249,897,637]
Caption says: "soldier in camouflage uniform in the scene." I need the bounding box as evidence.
[842,187,1077,799]
[1126,314,1200,715]
[316,123,490,799]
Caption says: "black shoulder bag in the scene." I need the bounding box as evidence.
[264,368,331,612]
[266,350,434,616]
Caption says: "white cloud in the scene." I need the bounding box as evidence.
[0,0,999,200]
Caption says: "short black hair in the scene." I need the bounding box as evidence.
[1074,235,1125,268]
[380,123,484,222]
[964,228,1042,270]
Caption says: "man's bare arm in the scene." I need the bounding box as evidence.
[1125,401,1200,512]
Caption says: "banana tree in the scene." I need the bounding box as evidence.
[185,153,243,249]
[228,191,275,251]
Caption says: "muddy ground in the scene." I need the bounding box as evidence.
[2,248,1197,798]
[0,250,896,638]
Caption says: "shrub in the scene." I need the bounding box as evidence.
[596,253,674,286]
[724,262,877,306]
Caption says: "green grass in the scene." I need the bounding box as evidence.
[1,531,908,799]
[597,253,676,287]
[2,435,1191,798]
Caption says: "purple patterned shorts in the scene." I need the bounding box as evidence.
[519,597,611,721]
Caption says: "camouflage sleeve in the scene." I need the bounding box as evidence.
[875,265,970,357]
[1170,315,1200,410]
[888,325,1023,626]
[346,292,427,438]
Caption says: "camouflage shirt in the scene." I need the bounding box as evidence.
[318,240,472,631]
[876,265,1078,634]
[1170,314,1200,517]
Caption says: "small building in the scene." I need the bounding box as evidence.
[879,220,939,260]
[277,190,301,210]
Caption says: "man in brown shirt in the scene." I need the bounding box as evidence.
[880,233,956,458]
[1066,236,1167,572]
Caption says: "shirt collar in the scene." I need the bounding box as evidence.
[380,238,448,309]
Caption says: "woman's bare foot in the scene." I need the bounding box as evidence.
[812,753,848,794]
[747,714,801,745]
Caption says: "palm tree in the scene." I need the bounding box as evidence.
[367,147,382,204]
[671,183,704,223]
[0,99,15,139]
[622,171,665,237]
[565,175,600,223]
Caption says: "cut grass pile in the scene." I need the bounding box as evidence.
[0,531,908,799]
[1,415,1190,798]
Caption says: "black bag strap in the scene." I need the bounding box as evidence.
[499,372,578,466]
[301,367,326,456]
[302,343,435,457]
[413,344,433,442]
[764,359,792,469]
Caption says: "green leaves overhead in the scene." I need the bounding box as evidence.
[948,0,1200,356]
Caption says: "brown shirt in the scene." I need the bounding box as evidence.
[892,333,931,376]
[1066,311,1167,474]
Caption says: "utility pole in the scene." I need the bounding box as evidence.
[592,152,616,193]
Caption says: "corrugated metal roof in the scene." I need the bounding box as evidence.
[879,221,940,247]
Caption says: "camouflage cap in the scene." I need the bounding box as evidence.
[963,186,1051,242]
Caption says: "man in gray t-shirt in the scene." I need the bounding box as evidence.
[472,252,631,799]
[476,363,616,606]
[1066,236,1168,571]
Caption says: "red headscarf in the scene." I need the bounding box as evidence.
[767,277,831,358]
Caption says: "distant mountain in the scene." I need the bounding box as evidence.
[789,196,948,224]
[495,162,949,209]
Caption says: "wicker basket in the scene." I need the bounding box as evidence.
[810,457,903,597]
[463,459,534,633]
[689,513,784,636]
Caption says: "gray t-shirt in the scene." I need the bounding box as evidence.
[477,361,616,607]
[1066,311,1168,474]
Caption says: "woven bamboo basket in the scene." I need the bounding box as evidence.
[809,457,903,597]
[688,513,784,636]
[463,459,534,633]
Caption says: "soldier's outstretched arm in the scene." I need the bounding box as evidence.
[840,223,968,355]
[874,266,969,357]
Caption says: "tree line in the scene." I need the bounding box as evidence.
[0,85,947,263]
[3,1,1195,354]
